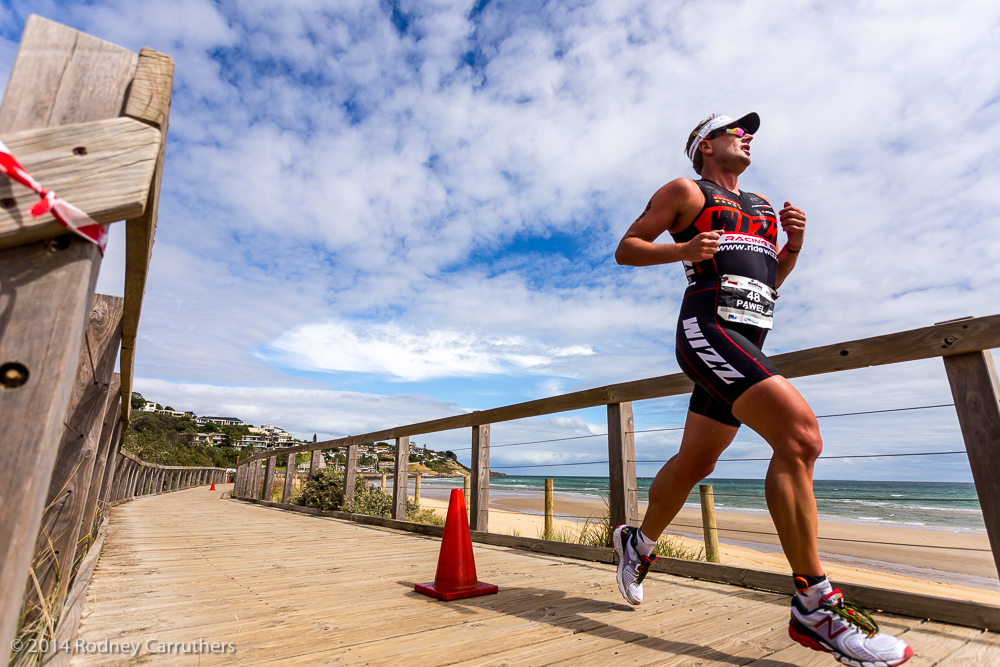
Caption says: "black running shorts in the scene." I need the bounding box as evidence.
[674,281,779,427]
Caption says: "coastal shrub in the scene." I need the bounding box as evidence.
[293,468,366,511]
[343,484,394,516]
[342,484,443,524]
[293,469,445,525]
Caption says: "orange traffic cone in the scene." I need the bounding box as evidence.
[210,480,215,490]
[415,488,498,601]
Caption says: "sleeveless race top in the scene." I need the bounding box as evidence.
[669,179,779,288]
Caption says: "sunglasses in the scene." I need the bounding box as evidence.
[711,126,748,139]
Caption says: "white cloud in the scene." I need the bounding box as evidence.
[263,320,594,381]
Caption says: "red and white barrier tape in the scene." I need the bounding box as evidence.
[0,139,107,252]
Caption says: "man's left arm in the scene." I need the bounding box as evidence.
[776,201,805,288]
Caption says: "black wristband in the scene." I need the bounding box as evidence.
[786,246,801,254]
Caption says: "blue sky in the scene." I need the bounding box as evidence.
[2,0,998,481]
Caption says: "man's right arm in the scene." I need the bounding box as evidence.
[615,178,720,267]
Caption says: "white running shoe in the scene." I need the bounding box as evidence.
[612,525,656,605]
[789,589,914,667]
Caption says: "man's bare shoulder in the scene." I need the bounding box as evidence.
[652,177,702,203]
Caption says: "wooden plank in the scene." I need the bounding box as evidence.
[263,458,276,502]
[107,455,125,502]
[48,517,108,667]
[92,408,122,523]
[123,47,172,129]
[80,373,120,536]
[282,454,295,503]
[27,294,122,625]
[0,238,103,656]
[470,424,490,532]
[0,16,137,133]
[943,350,1000,577]
[120,47,172,425]
[236,495,1000,632]
[0,117,162,249]
[344,445,358,505]
[607,402,638,529]
[392,437,408,520]
[934,630,1000,666]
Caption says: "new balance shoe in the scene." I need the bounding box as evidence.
[789,589,913,667]
[612,525,656,605]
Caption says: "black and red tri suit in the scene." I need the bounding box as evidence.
[670,179,782,426]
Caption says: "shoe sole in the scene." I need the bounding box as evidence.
[788,618,914,667]
[613,525,641,606]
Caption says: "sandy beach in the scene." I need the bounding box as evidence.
[408,484,999,606]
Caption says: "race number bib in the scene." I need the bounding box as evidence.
[717,275,776,329]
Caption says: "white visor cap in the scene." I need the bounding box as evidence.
[685,112,760,162]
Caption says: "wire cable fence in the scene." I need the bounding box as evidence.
[447,402,958,453]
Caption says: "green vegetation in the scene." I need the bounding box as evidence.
[541,516,704,561]
[293,468,443,525]
[123,412,242,468]
[652,535,705,561]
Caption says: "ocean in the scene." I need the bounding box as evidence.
[421,476,986,533]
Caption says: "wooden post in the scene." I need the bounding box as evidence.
[392,436,409,521]
[254,460,264,499]
[262,457,276,502]
[544,479,554,539]
[92,412,123,531]
[607,402,639,529]
[470,424,490,532]
[463,475,471,512]
[699,484,721,563]
[120,47,173,424]
[309,450,322,478]
[414,473,421,506]
[344,445,358,506]
[82,377,121,535]
[109,456,126,502]
[943,350,1000,575]
[126,462,139,498]
[381,473,387,491]
[282,453,295,503]
[115,458,131,500]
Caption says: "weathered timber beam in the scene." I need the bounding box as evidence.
[80,373,120,538]
[0,117,162,250]
[120,47,173,425]
[239,314,1000,465]
[27,295,122,623]
[0,16,137,134]
[0,238,102,656]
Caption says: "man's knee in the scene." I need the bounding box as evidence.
[670,456,717,486]
[779,417,822,463]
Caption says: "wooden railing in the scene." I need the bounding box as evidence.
[233,314,1000,628]
[0,16,174,665]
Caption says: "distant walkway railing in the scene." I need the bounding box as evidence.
[233,315,1000,601]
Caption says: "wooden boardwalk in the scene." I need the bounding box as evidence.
[73,486,999,666]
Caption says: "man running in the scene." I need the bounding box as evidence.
[612,112,913,667]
